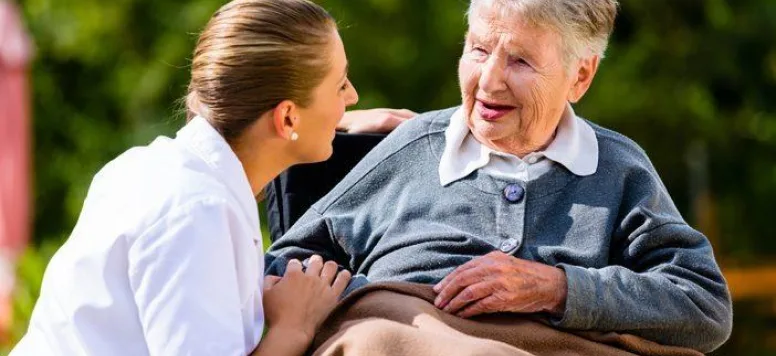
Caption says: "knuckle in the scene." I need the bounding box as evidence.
[481,298,497,310]
[491,278,507,291]
[461,286,477,301]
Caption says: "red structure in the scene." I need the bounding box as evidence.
[0,0,32,333]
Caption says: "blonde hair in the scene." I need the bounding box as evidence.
[468,0,618,63]
[185,0,336,143]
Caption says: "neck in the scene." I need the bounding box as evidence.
[232,134,295,199]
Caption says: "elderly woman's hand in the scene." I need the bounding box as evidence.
[432,251,568,318]
[337,108,417,134]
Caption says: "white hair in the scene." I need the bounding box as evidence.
[467,0,619,63]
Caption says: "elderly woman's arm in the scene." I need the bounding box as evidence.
[434,155,732,352]
[265,207,370,294]
[553,166,733,353]
[556,226,731,352]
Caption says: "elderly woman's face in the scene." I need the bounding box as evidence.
[458,5,588,154]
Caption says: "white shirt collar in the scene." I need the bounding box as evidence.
[175,116,259,238]
[439,104,599,186]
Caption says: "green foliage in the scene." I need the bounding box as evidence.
[582,0,776,265]
[23,0,224,246]
[22,0,776,256]
[4,241,56,354]
[9,0,776,353]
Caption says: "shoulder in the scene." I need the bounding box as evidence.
[587,120,656,173]
[359,106,456,157]
[314,107,458,211]
[585,120,670,199]
[85,137,233,233]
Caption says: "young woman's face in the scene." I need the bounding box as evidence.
[294,30,359,163]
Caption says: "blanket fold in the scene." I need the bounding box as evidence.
[311,282,704,356]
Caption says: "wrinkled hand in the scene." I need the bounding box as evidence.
[337,108,417,134]
[432,251,568,318]
[262,256,351,342]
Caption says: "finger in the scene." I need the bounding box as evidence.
[286,259,304,274]
[331,269,352,296]
[434,266,488,309]
[443,282,493,314]
[457,295,501,319]
[263,275,282,291]
[305,255,324,277]
[386,112,412,123]
[434,258,482,293]
[390,114,411,123]
[385,109,416,119]
[320,261,339,285]
[384,115,406,131]
[398,109,418,118]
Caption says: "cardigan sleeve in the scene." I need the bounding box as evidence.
[265,207,370,295]
[552,158,732,353]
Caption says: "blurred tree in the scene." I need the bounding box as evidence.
[21,0,776,258]
[22,0,223,245]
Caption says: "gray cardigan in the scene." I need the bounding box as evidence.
[266,107,733,352]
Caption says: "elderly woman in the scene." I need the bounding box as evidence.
[267,0,733,353]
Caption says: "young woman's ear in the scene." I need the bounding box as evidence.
[271,100,300,141]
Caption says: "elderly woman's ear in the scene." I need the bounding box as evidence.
[567,56,601,104]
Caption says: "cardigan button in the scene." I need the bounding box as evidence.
[500,238,519,252]
[503,184,524,203]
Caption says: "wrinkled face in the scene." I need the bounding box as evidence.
[295,29,359,163]
[459,3,581,155]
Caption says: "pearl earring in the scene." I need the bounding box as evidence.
[290,132,299,141]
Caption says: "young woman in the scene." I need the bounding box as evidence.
[12,0,404,354]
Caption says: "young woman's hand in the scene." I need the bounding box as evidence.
[337,108,417,134]
[262,256,351,343]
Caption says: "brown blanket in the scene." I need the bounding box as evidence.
[311,282,703,356]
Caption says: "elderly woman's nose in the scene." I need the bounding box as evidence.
[478,58,508,93]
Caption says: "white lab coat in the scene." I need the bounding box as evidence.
[12,117,265,355]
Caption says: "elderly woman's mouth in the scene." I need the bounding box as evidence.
[475,100,517,121]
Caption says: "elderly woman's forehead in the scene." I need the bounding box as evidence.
[470,0,528,23]
[468,8,554,43]
[469,1,545,35]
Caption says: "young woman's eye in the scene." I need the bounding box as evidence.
[340,80,350,92]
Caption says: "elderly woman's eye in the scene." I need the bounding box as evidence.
[513,58,530,67]
[472,46,488,56]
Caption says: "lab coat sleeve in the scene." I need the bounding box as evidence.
[128,198,247,356]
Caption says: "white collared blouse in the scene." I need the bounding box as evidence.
[439,104,599,186]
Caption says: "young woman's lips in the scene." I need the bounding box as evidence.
[475,100,516,121]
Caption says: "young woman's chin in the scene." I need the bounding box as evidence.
[297,143,333,165]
